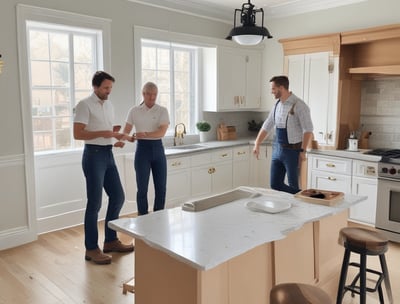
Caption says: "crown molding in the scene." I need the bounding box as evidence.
[127,0,367,23]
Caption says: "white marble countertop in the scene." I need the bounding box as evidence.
[109,187,366,271]
[163,137,272,156]
[307,149,381,162]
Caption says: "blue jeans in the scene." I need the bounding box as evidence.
[134,140,167,215]
[270,143,301,194]
[82,144,125,250]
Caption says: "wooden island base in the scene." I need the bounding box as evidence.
[134,210,348,304]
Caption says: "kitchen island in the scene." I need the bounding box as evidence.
[109,187,366,304]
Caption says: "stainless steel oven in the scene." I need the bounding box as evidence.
[365,149,400,242]
[376,175,400,242]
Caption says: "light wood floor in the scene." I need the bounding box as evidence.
[0,220,399,304]
[0,220,135,304]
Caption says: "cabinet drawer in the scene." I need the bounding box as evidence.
[212,148,232,162]
[167,156,190,171]
[311,156,352,175]
[352,160,378,178]
[233,146,250,160]
[191,152,212,167]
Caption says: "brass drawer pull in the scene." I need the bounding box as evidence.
[221,153,228,157]
[326,163,336,168]
[328,176,337,181]
[171,161,181,167]
[237,151,246,155]
[208,167,216,174]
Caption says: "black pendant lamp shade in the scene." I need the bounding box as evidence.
[226,0,272,46]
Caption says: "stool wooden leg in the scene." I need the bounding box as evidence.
[379,254,393,304]
[359,253,367,304]
[336,249,351,304]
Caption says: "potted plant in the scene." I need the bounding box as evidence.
[196,121,211,142]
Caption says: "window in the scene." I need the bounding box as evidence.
[141,39,198,133]
[27,22,101,152]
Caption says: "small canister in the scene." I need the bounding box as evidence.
[348,138,358,151]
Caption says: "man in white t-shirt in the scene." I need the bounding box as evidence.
[74,71,134,265]
[122,82,170,215]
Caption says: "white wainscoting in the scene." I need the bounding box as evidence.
[35,151,137,234]
[0,154,37,250]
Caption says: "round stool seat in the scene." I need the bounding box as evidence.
[338,227,388,254]
[270,283,331,304]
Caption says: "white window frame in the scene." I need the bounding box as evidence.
[134,26,221,136]
[17,4,111,156]
[141,39,197,134]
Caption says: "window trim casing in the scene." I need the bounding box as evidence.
[17,4,111,156]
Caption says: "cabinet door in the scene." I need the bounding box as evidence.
[233,146,250,188]
[191,165,213,198]
[166,157,191,208]
[218,47,246,110]
[249,145,271,188]
[286,54,305,100]
[213,161,233,193]
[305,52,330,144]
[350,177,377,225]
[244,50,262,109]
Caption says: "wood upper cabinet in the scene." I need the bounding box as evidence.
[203,46,262,111]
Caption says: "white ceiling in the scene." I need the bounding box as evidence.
[127,0,367,23]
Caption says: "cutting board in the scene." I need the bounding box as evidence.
[294,189,344,206]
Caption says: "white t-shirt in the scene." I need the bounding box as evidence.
[74,93,115,145]
[126,103,170,140]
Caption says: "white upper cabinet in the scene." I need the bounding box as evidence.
[285,52,339,146]
[203,46,262,111]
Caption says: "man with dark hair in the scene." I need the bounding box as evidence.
[253,75,314,194]
[74,71,133,265]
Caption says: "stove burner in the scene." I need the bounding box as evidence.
[365,149,400,158]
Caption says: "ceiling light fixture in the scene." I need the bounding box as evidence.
[226,0,272,46]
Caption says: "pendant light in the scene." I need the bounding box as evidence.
[226,0,272,46]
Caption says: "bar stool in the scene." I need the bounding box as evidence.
[336,227,393,304]
[270,283,331,304]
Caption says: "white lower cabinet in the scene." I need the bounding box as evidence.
[233,145,250,188]
[349,160,378,226]
[308,155,352,194]
[249,145,272,188]
[191,148,233,198]
[166,156,191,208]
[308,154,378,226]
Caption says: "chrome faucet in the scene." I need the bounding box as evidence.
[174,123,186,146]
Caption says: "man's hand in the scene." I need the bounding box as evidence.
[253,146,260,160]
[114,141,125,148]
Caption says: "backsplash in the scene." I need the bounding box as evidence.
[203,111,268,141]
[360,78,400,149]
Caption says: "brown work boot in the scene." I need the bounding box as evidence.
[85,248,112,265]
[103,239,134,253]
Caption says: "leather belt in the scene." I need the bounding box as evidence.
[280,142,302,150]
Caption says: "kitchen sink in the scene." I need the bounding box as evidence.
[166,144,207,150]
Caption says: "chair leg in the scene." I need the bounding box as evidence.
[379,254,393,304]
[336,249,351,304]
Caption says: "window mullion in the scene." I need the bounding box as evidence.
[69,33,75,149]
[170,46,176,127]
